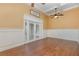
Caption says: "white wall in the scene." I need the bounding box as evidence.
[0,29,79,52]
[0,29,26,51]
[44,29,79,42]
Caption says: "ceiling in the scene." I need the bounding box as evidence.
[35,3,66,12]
[28,3,79,15]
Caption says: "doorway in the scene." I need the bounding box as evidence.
[24,15,43,42]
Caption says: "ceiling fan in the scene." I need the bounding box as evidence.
[49,7,64,19]
[50,8,63,17]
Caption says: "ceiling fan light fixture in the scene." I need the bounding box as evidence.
[49,7,64,18]
[54,16,58,18]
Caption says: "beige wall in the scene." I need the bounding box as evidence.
[0,4,78,29]
[40,12,49,29]
[48,7,79,29]
[0,4,27,29]
[0,3,48,29]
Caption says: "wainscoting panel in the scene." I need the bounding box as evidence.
[45,29,79,42]
[0,29,44,52]
[0,29,79,52]
[0,29,25,51]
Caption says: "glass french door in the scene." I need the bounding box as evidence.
[29,22,34,40]
[35,24,40,39]
[25,21,42,42]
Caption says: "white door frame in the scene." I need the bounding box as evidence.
[24,15,43,42]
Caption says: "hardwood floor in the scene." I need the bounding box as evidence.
[0,37,79,56]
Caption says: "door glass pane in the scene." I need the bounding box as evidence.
[36,24,40,38]
[29,23,34,40]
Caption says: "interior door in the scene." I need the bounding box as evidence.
[29,22,34,40]
[25,19,43,42]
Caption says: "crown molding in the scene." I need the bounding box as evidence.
[64,5,79,11]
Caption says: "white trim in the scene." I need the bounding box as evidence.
[24,15,43,23]
[64,5,79,11]
[0,41,26,52]
[24,15,43,42]
[0,29,23,31]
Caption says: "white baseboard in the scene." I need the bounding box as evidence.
[0,41,26,52]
